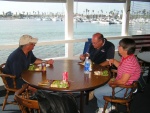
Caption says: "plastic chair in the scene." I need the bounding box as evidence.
[0,63,18,110]
[14,84,40,113]
[83,38,91,54]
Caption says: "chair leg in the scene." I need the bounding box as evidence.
[22,106,28,113]
[17,104,25,113]
[85,91,89,105]
[141,76,147,85]
[2,90,9,110]
[126,103,130,113]
[103,101,109,113]
[115,103,118,111]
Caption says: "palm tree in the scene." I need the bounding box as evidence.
[98,11,99,18]
[3,11,5,16]
[92,10,94,19]
[86,9,88,16]
[87,9,90,19]
[33,11,35,16]
[101,10,103,18]
[37,11,40,17]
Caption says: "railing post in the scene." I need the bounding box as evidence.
[122,0,130,36]
[65,0,74,59]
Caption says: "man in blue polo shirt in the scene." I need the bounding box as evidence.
[80,33,115,101]
[80,33,115,66]
[2,35,54,89]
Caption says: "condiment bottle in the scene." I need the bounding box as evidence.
[42,61,46,73]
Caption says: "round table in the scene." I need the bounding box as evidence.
[22,60,111,113]
[137,52,150,83]
[137,52,150,63]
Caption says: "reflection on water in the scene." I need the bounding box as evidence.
[0,19,122,44]
[0,19,149,64]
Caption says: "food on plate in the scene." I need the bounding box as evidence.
[38,80,50,86]
[35,67,42,71]
[28,65,41,71]
[102,70,109,76]
[94,71,101,75]
[28,65,35,71]
[94,70,109,76]
[50,80,69,88]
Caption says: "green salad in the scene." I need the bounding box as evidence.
[28,65,35,71]
[102,70,109,76]
[51,80,69,88]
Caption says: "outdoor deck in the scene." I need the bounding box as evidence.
[0,79,150,113]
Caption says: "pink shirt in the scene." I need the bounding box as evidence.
[116,55,141,85]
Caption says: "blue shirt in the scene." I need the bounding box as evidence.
[3,47,37,88]
[88,38,115,64]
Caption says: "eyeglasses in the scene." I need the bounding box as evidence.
[92,41,100,45]
[29,43,36,45]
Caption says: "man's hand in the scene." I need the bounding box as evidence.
[47,59,54,65]
[80,54,86,61]
[80,53,89,61]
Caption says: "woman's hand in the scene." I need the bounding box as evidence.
[107,59,114,66]
[108,78,115,85]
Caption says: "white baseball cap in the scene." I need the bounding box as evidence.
[19,35,38,46]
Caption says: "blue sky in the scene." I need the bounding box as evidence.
[0,1,124,14]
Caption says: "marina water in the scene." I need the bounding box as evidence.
[0,19,148,63]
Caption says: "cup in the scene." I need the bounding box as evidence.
[62,72,68,82]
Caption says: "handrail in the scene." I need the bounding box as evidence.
[0,36,131,50]
[0,39,88,50]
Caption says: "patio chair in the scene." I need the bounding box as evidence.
[14,84,40,113]
[102,69,138,113]
[0,63,18,110]
[103,81,138,113]
[136,57,147,91]
[83,38,91,54]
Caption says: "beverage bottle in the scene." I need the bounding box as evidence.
[42,61,46,73]
[84,57,90,74]
[89,59,92,71]
[62,72,68,82]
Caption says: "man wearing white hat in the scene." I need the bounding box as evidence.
[2,35,54,89]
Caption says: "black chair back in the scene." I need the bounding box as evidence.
[140,46,150,52]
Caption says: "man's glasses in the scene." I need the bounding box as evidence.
[29,43,36,45]
[92,41,100,45]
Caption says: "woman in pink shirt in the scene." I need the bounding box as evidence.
[94,38,141,113]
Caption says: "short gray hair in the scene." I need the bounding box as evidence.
[119,38,136,55]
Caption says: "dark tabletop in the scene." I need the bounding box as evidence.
[137,52,150,63]
[22,60,110,92]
